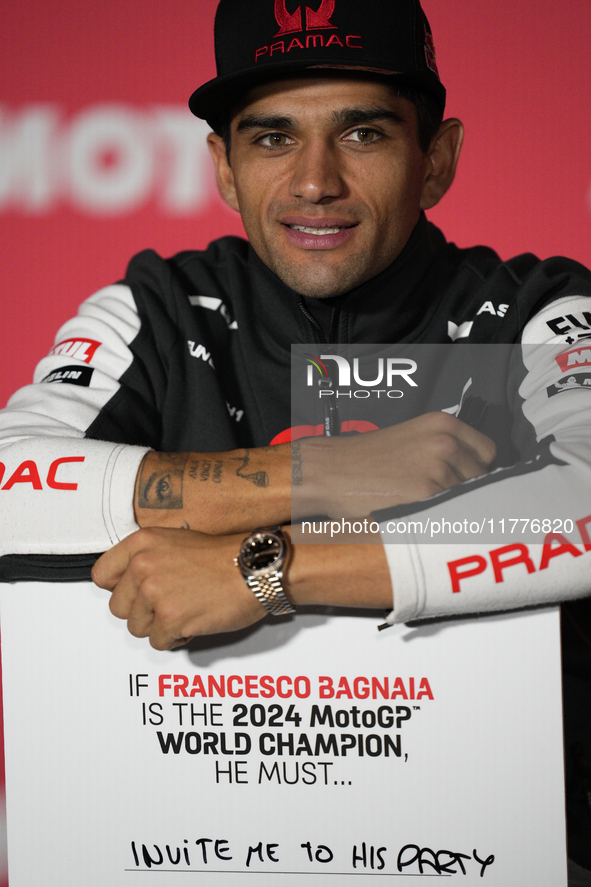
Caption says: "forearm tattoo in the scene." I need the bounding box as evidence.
[232,448,269,488]
[138,448,269,511]
[188,459,224,483]
[291,440,303,486]
[137,453,188,509]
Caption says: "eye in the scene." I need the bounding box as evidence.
[344,128,381,144]
[156,475,171,501]
[258,132,294,148]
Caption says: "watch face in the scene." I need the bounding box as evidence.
[239,532,284,573]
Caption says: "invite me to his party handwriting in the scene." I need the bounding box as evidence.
[129,836,495,877]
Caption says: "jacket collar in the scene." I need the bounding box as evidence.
[246,213,450,345]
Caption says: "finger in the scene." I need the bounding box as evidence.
[169,636,194,649]
[453,449,491,482]
[93,528,165,590]
[92,537,136,590]
[438,446,492,486]
[414,427,490,486]
[125,591,157,639]
[149,621,183,651]
[141,585,197,650]
[451,421,497,466]
[108,567,144,620]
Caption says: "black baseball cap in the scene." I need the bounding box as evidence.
[189,0,446,125]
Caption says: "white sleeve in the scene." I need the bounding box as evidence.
[381,295,591,623]
[0,284,151,557]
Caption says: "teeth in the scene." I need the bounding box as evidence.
[290,225,342,235]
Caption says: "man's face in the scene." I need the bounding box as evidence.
[210,76,435,298]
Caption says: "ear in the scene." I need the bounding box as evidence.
[207,132,240,212]
[419,118,464,210]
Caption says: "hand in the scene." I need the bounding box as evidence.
[92,526,394,647]
[91,527,266,650]
[296,411,496,518]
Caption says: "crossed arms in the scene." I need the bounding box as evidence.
[92,414,495,648]
[2,286,591,648]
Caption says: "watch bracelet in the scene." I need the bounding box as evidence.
[246,573,296,616]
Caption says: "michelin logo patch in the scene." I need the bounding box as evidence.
[42,365,94,386]
[547,373,591,397]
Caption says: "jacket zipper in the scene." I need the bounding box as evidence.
[297,296,341,435]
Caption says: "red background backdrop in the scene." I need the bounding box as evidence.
[1,0,590,881]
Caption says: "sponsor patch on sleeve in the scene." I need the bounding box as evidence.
[547,372,591,397]
[49,338,101,363]
[41,365,94,386]
[555,346,591,373]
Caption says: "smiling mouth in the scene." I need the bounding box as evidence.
[287,224,355,235]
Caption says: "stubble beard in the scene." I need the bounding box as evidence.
[263,250,375,299]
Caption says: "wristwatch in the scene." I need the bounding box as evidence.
[234,526,295,616]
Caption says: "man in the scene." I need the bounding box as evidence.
[1,0,589,638]
[1,0,590,877]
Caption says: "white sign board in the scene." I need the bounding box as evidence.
[0,582,567,885]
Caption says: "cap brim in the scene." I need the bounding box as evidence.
[189,60,445,125]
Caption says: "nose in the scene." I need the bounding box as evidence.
[289,139,345,203]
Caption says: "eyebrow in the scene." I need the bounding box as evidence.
[330,107,406,128]
[237,114,295,133]
[236,106,406,134]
